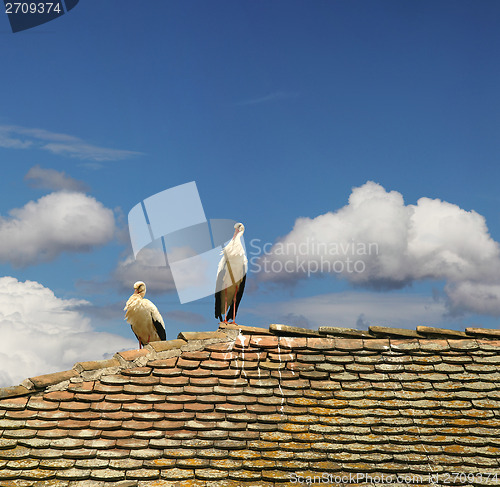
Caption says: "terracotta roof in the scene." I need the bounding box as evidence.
[1,323,500,486]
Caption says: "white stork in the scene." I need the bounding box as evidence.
[215,222,247,323]
[124,281,166,348]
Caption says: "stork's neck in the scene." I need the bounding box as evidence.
[231,232,244,246]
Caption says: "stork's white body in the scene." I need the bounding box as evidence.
[215,223,247,322]
[124,281,166,347]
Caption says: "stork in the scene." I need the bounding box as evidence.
[215,222,247,323]
[124,281,166,348]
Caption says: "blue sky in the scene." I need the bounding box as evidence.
[1,1,500,386]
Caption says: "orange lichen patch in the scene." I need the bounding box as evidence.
[261,469,296,481]
[286,397,319,407]
[18,467,57,480]
[228,449,261,460]
[309,407,339,416]
[279,422,309,433]
[210,458,243,470]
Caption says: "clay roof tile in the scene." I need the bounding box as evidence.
[1,322,499,485]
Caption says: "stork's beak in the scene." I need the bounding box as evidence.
[232,228,239,240]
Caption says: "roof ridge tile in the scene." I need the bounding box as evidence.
[1,323,499,402]
[369,326,423,338]
[28,369,79,390]
[218,323,272,335]
[319,326,373,338]
[269,324,323,337]
[465,327,500,338]
[417,326,469,338]
[0,330,235,400]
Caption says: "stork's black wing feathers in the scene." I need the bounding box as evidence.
[215,258,226,321]
[152,315,166,341]
[215,290,223,321]
[227,274,246,321]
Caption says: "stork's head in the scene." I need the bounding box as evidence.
[133,281,146,297]
[232,222,245,239]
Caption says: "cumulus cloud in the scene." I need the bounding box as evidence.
[24,165,90,192]
[249,292,448,330]
[0,125,142,161]
[0,191,116,267]
[113,250,177,295]
[0,277,136,387]
[254,181,500,316]
[78,246,179,300]
[444,281,500,317]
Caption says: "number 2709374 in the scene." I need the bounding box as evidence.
[5,3,62,14]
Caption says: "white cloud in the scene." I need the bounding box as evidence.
[43,142,142,161]
[78,247,179,300]
[445,281,500,317]
[0,277,136,388]
[254,181,500,316]
[249,292,449,330]
[114,251,177,295]
[0,125,142,161]
[24,165,89,192]
[0,191,116,267]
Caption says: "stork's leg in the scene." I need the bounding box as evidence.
[232,284,239,323]
[224,288,228,323]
